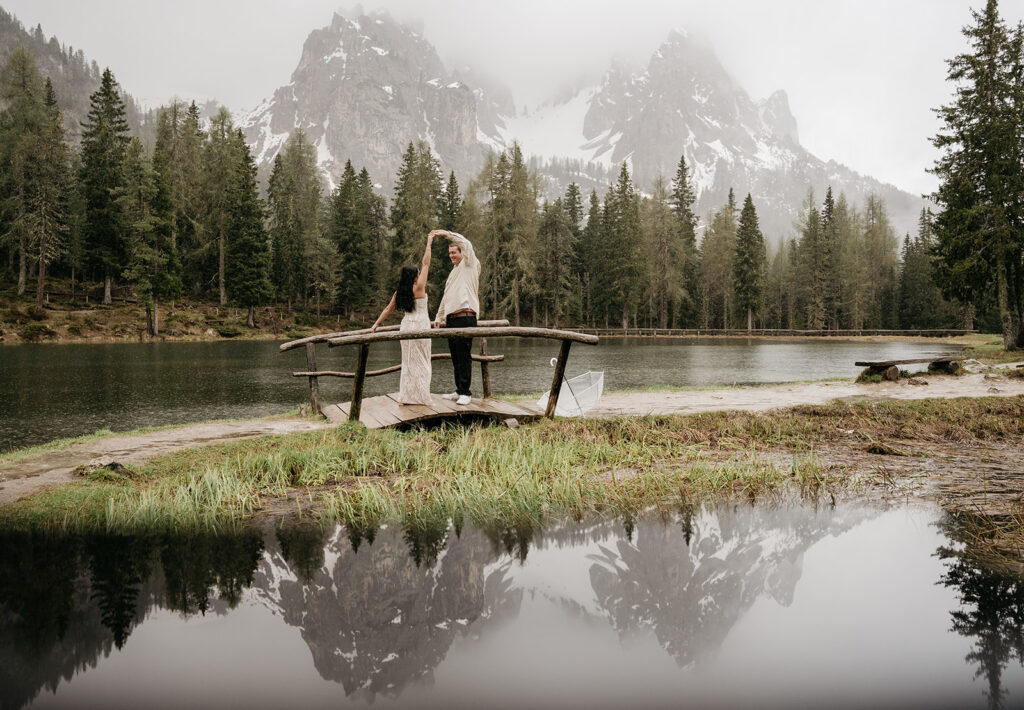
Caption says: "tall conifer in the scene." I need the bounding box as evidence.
[79,68,130,304]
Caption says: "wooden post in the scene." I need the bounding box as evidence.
[545,339,572,418]
[305,343,322,415]
[479,338,492,399]
[349,344,370,422]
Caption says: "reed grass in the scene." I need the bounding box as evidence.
[3,396,1022,535]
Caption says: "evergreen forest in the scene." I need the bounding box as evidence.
[1,0,1022,346]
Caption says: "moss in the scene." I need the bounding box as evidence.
[17,323,56,342]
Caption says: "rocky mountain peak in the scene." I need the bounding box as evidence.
[758,89,799,145]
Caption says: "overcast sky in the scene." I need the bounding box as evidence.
[4,0,1022,196]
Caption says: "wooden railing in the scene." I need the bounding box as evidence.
[280,322,599,423]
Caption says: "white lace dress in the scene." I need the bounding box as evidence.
[399,297,432,404]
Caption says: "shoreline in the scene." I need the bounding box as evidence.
[3,372,1024,545]
[0,329,991,347]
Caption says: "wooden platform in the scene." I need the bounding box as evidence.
[322,393,542,429]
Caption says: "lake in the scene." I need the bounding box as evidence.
[1,502,1020,709]
[0,337,962,451]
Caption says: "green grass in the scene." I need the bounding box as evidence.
[5,396,1023,536]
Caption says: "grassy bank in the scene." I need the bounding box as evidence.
[4,396,1023,536]
[0,282,359,345]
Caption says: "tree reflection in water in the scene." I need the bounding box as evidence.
[938,516,1024,710]
[5,505,1021,709]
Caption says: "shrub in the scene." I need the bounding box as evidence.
[216,325,243,338]
[27,305,47,321]
[296,310,319,327]
[18,323,56,342]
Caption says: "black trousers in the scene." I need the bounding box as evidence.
[445,313,476,396]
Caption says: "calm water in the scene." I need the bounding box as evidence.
[2,503,1022,709]
[0,338,962,451]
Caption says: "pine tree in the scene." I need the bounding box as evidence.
[643,174,682,329]
[580,189,603,326]
[605,162,644,328]
[536,198,576,326]
[440,171,461,230]
[821,187,840,329]
[118,137,178,335]
[796,190,827,329]
[563,182,585,324]
[734,194,766,332]
[153,100,204,295]
[390,141,442,276]
[330,160,376,316]
[898,209,956,329]
[30,78,69,307]
[698,194,738,329]
[0,48,45,297]
[222,131,271,327]
[79,68,130,304]
[487,144,537,324]
[268,129,322,310]
[862,194,899,328]
[932,0,1024,348]
[201,108,241,306]
[670,153,700,327]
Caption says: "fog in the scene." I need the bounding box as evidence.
[4,0,1023,194]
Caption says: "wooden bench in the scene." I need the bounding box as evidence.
[855,356,961,381]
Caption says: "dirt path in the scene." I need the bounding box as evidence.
[588,370,1024,417]
[0,418,331,505]
[2,368,1022,507]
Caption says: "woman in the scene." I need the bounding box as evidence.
[370,232,433,404]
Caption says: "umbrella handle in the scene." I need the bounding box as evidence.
[550,357,557,366]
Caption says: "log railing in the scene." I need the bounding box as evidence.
[280,322,599,422]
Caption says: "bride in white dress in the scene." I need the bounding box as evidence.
[370,233,433,404]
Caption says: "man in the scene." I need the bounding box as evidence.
[430,229,480,405]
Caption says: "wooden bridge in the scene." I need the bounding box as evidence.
[280,321,599,429]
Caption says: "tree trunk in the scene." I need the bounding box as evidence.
[145,302,154,337]
[219,230,227,306]
[17,243,26,296]
[513,275,520,326]
[103,274,112,305]
[996,250,1019,351]
[659,294,668,329]
[247,304,256,329]
[963,301,975,331]
[747,306,753,333]
[35,256,46,309]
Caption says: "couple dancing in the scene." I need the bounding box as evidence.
[370,229,480,406]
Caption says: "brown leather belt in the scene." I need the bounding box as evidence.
[449,309,476,317]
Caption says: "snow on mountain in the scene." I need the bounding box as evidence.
[240,13,923,241]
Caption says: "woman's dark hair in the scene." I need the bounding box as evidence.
[396,265,419,312]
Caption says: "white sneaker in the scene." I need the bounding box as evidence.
[441,392,459,400]
[456,395,471,405]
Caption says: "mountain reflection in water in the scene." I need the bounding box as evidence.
[1,504,1023,709]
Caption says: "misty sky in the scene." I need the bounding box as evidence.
[3,0,1022,196]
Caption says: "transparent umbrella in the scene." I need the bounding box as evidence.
[537,366,604,417]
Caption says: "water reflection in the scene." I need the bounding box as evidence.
[2,505,1023,708]
[938,518,1024,710]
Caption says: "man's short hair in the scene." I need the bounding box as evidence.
[449,244,462,253]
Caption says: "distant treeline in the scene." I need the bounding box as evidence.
[2,12,1017,339]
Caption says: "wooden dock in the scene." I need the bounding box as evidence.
[322,393,542,429]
